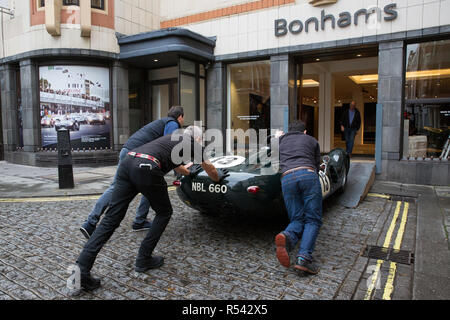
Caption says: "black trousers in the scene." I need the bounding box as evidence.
[76,155,172,274]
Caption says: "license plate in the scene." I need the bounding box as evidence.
[191,182,228,194]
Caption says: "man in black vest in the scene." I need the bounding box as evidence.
[79,106,184,239]
[340,101,361,157]
[74,126,229,291]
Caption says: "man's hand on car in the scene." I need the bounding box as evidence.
[188,164,203,179]
[217,169,230,181]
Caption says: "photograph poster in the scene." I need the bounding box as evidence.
[39,65,111,150]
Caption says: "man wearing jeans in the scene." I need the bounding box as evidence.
[340,101,361,157]
[79,106,184,239]
[275,120,323,275]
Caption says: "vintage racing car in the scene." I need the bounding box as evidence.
[175,147,350,215]
[54,116,80,131]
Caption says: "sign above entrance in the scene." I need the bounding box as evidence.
[275,3,398,37]
[309,0,338,7]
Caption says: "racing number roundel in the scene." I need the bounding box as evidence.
[209,156,246,169]
[319,171,331,197]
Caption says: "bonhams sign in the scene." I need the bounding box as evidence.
[275,2,398,37]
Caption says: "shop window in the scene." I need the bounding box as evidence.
[228,60,271,151]
[403,39,450,159]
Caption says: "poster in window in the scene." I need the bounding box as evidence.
[39,65,111,150]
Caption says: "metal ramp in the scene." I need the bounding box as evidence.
[338,160,376,208]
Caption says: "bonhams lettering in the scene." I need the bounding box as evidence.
[275,3,398,37]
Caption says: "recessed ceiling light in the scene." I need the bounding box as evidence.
[154,59,159,62]
[357,54,362,57]
[315,58,320,61]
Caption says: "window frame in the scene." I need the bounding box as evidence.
[38,0,106,11]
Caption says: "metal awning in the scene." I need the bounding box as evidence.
[118,28,216,69]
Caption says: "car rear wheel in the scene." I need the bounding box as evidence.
[338,169,347,193]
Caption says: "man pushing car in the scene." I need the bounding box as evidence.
[275,120,323,275]
[73,126,229,291]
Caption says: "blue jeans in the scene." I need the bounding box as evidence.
[344,128,357,155]
[281,169,323,261]
[84,147,151,226]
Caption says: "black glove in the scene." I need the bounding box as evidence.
[217,169,230,182]
[188,164,203,179]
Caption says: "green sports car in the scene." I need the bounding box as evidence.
[175,147,350,215]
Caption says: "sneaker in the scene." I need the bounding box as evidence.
[294,256,320,275]
[132,220,152,231]
[275,232,292,268]
[135,256,164,273]
[80,222,96,240]
[80,272,101,291]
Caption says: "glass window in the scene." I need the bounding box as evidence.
[180,74,196,126]
[59,0,105,10]
[91,0,105,10]
[228,60,271,151]
[180,58,196,74]
[63,0,79,5]
[405,40,450,100]
[403,40,450,159]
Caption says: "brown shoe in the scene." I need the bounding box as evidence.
[275,232,291,268]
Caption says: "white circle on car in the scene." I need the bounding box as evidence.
[209,156,246,168]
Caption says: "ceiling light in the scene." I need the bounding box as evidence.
[349,68,450,85]
[297,79,320,87]
[154,59,159,62]
[357,54,362,57]
[315,58,320,61]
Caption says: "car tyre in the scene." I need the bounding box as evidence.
[338,169,347,193]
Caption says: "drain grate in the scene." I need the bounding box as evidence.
[362,245,415,265]
[391,195,416,203]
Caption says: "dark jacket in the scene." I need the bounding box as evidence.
[123,117,179,150]
[340,108,361,131]
[279,132,321,173]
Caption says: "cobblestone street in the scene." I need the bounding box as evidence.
[0,187,391,300]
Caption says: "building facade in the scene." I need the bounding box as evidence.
[0,0,449,185]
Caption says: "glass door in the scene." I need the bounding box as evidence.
[151,80,178,121]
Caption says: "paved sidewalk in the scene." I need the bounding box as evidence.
[0,161,116,198]
[370,181,450,299]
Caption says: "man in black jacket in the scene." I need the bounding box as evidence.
[74,126,229,291]
[340,101,361,156]
[79,106,184,239]
[275,120,323,275]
